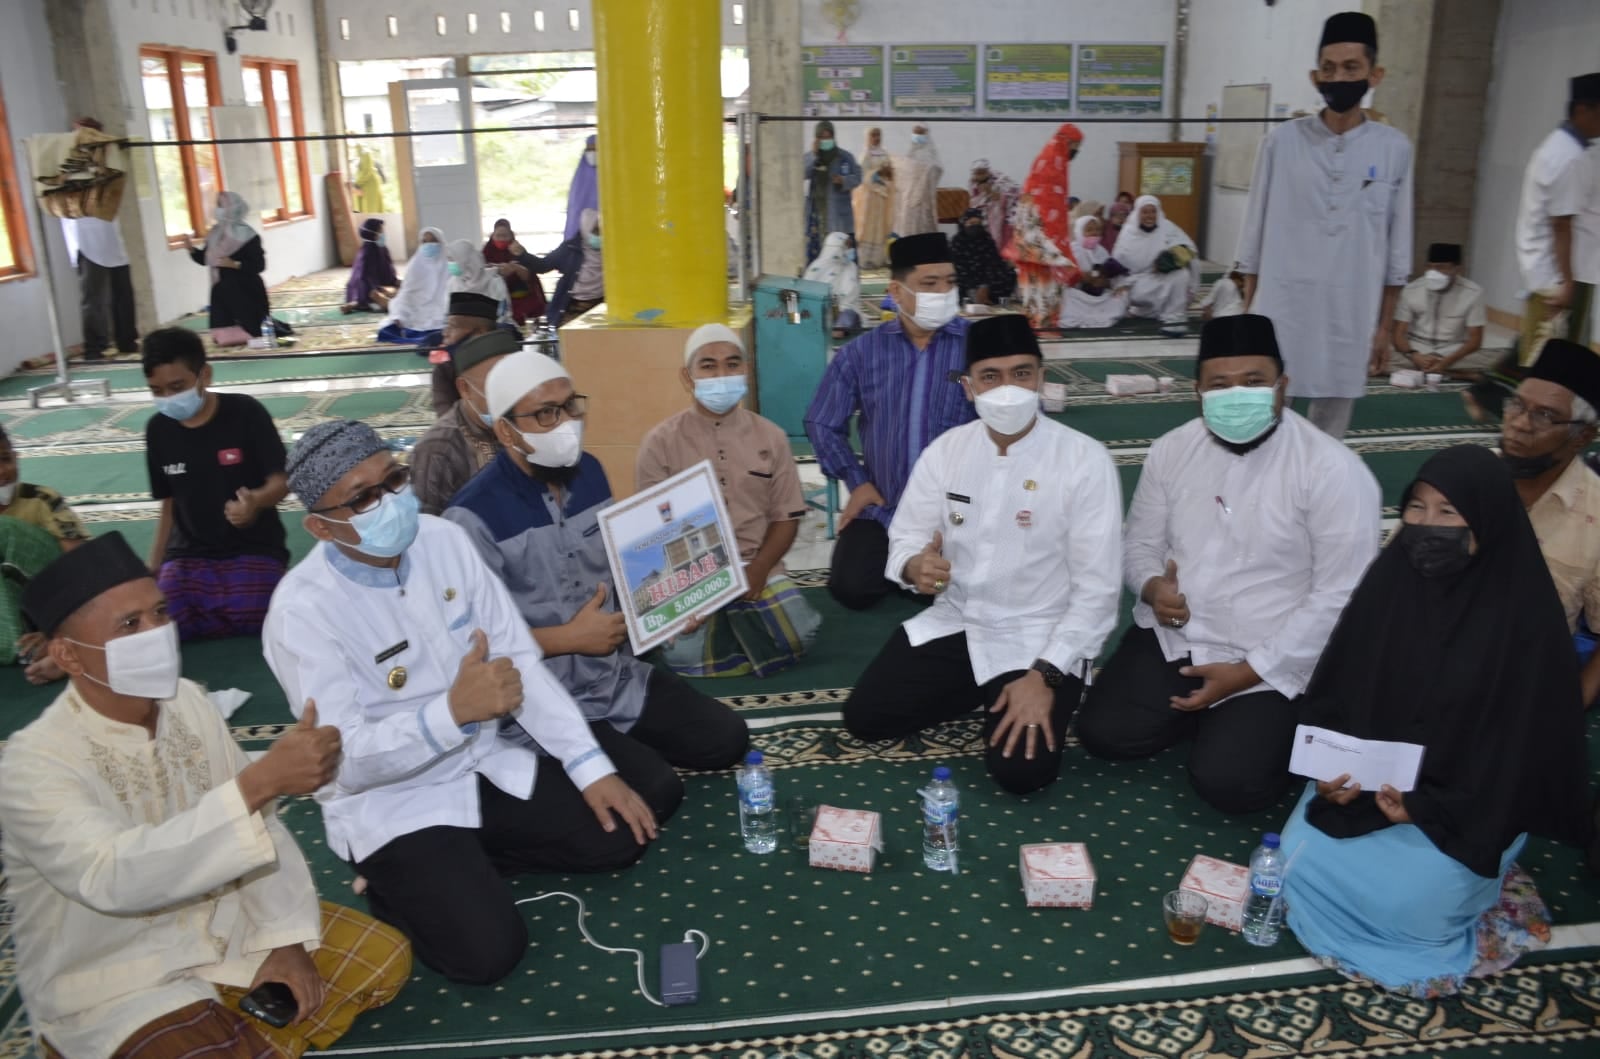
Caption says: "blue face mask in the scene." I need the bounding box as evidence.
[447,261,463,276]
[419,242,441,259]
[693,374,748,416]
[375,233,387,247]
[463,378,494,429]
[585,234,602,250]
[1201,385,1279,445]
[818,139,836,151]
[155,386,204,421]
[327,486,421,559]
[846,247,857,262]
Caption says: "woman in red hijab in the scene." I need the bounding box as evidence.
[1005,124,1084,328]
[482,218,547,326]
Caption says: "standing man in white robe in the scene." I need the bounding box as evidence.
[1237,11,1414,440]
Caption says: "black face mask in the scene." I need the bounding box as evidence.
[1501,450,1562,479]
[1318,79,1369,114]
[1396,523,1473,578]
[1139,222,1158,232]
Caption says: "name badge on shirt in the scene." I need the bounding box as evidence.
[375,640,409,664]
[217,448,243,466]
[946,492,971,504]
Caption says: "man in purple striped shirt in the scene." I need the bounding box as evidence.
[805,232,976,609]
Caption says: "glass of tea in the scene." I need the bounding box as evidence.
[1163,890,1208,946]
[787,797,818,847]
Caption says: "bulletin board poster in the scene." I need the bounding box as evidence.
[889,45,979,113]
[801,45,886,117]
[983,44,1074,113]
[1075,43,1167,115]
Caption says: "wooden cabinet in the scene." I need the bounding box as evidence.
[1117,141,1209,257]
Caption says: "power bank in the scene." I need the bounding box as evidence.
[659,941,699,1005]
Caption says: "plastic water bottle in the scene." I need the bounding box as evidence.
[737,750,777,854]
[920,766,960,872]
[260,314,277,348]
[1242,832,1287,946]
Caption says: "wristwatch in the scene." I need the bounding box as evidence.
[1030,659,1065,688]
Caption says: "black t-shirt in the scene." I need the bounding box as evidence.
[145,391,289,562]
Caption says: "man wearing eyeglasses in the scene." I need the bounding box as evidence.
[262,419,675,986]
[444,351,750,780]
[1501,338,1600,708]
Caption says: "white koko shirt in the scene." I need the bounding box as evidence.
[263,515,616,863]
[885,415,1124,684]
[1122,411,1381,701]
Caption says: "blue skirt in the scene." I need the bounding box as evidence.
[1280,781,1523,993]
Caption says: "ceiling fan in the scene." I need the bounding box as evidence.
[224,0,274,54]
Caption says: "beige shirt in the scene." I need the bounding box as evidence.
[1527,456,1600,636]
[636,406,806,570]
[0,680,321,1059]
[1393,275,1486,346]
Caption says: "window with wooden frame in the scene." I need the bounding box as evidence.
[0,85,35,280]
[139,46,223,242]
[242,58,313,222]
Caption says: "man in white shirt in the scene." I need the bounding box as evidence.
[1514,72,1600,362]
[62,118,139,361]
[1237,12,1414,440]
[264,419,669,986]
[1390,243,1491,378]
[842,315,1123,794]
[1076,315,1380,814]
[1,532,409,1059]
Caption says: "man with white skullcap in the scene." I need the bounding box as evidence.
[445,351,750,772]
[634,324,821,677]
[263,419,676,986]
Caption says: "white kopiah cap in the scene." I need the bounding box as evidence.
[683,323,745,366]
[486,350,570,420]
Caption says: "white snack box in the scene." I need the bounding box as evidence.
[809,805,882,873]
[1179,854,1250,932]
[1105,374,1159,396]
[1019,842,1096,908]
[1042,381,1068,413]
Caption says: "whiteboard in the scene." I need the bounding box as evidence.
[210,106,279,213]
[1216,83,1270,192]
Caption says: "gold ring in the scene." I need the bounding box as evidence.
[932,579,946,593]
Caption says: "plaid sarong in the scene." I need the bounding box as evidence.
[659,576,821,678]
[1,516,63,666]
[156,554,287,641]
[1518,282,1595,366]
[44,1000,277,1059]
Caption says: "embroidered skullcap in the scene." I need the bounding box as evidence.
[684,324,745,366]
[486,350,570,420]
[965,314,1041,367]
[287,419,390,509]
[22,532,151,636]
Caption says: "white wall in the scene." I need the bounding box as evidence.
[0,0,80,375]
[796,0,1179,223]
[320,0,748,62]
[114,0,334,326]
[1182,0,1352,266]
[1469,0,1600,322]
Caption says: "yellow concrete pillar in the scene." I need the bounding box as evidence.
[592,0,727,324]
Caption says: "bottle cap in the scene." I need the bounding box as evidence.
[932,766,951,780]
[744,750,764,766]
[1262,832,1281,848]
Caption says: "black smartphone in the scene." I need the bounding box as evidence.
[239,981,297,1028]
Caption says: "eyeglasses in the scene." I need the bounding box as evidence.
[506,394,588,428]
[1504,396,1584,431]
[313,464,411,515]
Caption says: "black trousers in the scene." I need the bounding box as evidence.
[356,720,686,985]
[828,519,897,611]
[1075,626,1297,815]
[844,628,1083,795]
[630,667,750,770]
[78,257,137,355]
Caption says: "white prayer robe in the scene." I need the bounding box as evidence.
[263,515,616,864]
[1238,115,1414,400]
[0,680,322,1059]
[1516,126,1591,293]
[885,415,1123,684]
[1122,411,1381,701]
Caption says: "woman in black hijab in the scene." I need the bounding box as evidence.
[1279,445,1590,996]
[951,208,1017,306]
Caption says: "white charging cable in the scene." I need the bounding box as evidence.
[514,891,709,1007]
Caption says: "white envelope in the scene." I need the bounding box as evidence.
[1289,724,1424,793]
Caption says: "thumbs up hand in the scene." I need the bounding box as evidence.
[254,699,343,802]
[448,629,524,725]
[224,486,260,528]
[903,530,953,596]
[1141,559,1190,628]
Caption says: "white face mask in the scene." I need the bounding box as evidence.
[973,384,1040,436]
[900,287,960,331]
[584,149,597,168]
[519,418,584,468]
[0,481,16,506]
[1423,269,1452,292]
[66,621,182,700]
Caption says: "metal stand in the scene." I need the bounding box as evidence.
[22,137,111,408]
